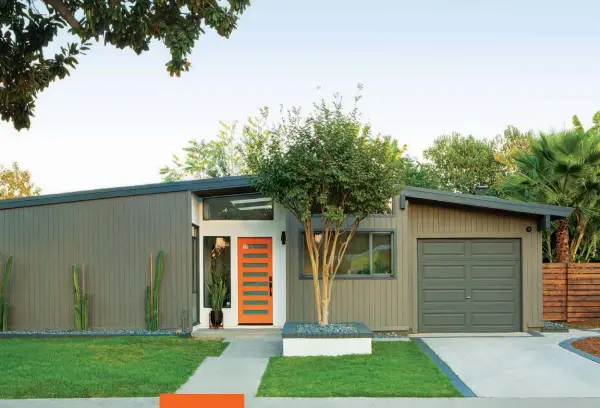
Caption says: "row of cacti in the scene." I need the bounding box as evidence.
[0,254,13,331]
[72,264,89,330]
[0,250,164,332]
[146,250,164,331]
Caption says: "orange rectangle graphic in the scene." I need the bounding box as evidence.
[160,394,244,407]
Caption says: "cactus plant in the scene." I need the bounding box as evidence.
[72,264,89,330]
[0,255,13,331]
[145,250,164,331]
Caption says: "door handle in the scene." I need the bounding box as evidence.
[467,296,471,299]
[269,276,273,297]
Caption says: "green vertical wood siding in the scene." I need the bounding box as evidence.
[0,191,192,330]
[286,199,543,332]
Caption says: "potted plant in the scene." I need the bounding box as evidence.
[207,268,227,327]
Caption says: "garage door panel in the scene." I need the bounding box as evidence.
[420,265,466,279]
[471,264,520,280]
[471,240,520,259]
[472,313,518,327]
[418,239,521,333]
[421,289,466,303]
[471,288,518,303]
[421,313,466,327]
[420,241,467,256]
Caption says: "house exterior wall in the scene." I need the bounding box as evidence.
[286,198,543,332]
[0,191,193,331]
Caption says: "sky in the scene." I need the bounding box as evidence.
[1,0,599,194]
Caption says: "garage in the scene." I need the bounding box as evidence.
[418,238,522,333]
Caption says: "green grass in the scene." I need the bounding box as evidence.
[0,336,227,399]
[257,341,461,398]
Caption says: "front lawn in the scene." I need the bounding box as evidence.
[0,336,226,399]
[257,341,461,397]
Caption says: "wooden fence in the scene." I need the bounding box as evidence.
[543,263,600,321]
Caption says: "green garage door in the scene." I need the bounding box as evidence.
[418,239,521,333]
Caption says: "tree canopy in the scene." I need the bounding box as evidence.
[0,162,41,199]
[501,128,600,262]
[0,0,250,131]
[423,132,502,194]
[160,121,245,182]
[245,95,404,325]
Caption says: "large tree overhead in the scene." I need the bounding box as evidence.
[245,95,404,325]
[0,162,41,199]
[0,0,250,131]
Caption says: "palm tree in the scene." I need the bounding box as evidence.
[501,128,600,262]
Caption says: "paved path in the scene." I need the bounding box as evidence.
[423,330,600,398]
[1,398,600,408]
[176,337,282,397]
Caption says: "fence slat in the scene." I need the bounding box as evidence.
[543,263,600,322]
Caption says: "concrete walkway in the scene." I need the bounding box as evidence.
[423,330,600,398]
[176,337,281,397]
[2,397,600,408]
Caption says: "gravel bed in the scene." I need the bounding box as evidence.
[296,323,358,334]
[0,329,191,338]
[373,332,407,339]
[542,321,569,332]
[373,332,409,342]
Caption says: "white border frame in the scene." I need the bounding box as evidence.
[192,195,287,328]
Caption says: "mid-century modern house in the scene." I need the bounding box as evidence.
[0,175,572,333]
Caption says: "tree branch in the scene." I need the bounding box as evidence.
[43,0,82,31]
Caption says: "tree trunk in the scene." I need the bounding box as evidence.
[555,218,570,263]
[570,216,587,262]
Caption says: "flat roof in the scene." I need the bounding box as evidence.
[0,175,252,210]
[0,176,573,220]
[401,186,573,220]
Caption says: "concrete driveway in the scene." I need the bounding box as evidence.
[422,330,600,397]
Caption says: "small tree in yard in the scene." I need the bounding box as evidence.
[245,96,404,325]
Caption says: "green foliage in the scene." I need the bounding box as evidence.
[401,157,441,190]
[1,0,250,131]
[423,133,502,194]
[146,250,164,331]
[246,95,404,224]
[0,162,41,199]
[160,121,247,181]
[72,264,89,330]
[492,125,535,188]
[0,255,13,331]
[501,128,600,261]
[245,90,404,324]
[206,268,227,312]
[573,111,600,137]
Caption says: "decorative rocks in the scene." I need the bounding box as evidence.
[0,329,192,338]
[542,321,569,333]
[282,322,372,357]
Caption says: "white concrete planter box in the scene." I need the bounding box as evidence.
[282,322,373,357]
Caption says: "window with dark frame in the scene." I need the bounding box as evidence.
[203,194,274,220]
[301,231,393,277]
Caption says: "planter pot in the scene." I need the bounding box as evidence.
[209,311,223,328]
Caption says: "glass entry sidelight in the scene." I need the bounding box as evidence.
[237,237,273,324]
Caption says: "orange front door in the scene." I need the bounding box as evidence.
[238,237,273,324]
